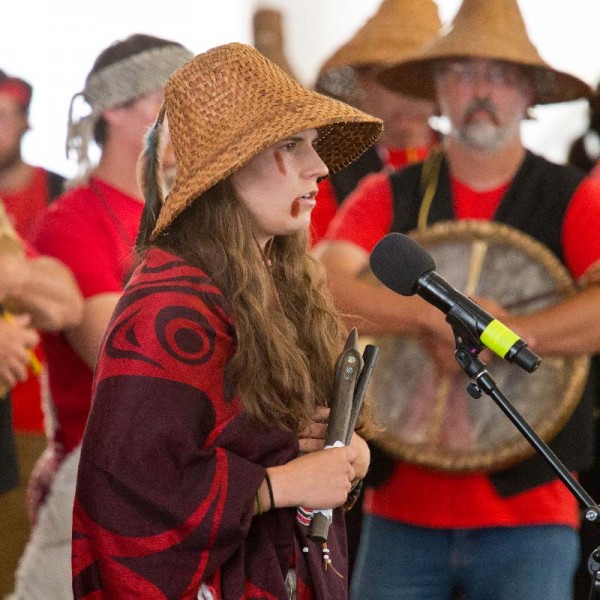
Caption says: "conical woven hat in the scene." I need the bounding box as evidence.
[315,0,441,102]
[253,8,298,80]
[377,0,592,105]
[318,0,441,76]
[152,43,382,238]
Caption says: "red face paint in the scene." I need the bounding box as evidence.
[273,149,287,176]
[290,198,300,218]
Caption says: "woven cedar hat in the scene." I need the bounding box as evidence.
[319,0,441,75]
[315,0,441,101]
[253,8,298,80]
[147,43,382,240]
[377,0,592,105]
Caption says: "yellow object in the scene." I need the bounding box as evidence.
[480,319,521,359]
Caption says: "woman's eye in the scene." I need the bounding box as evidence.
[282,141,296,152]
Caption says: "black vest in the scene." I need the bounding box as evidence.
[379,151,597,497]
[47,170,65,203]
[329,145,383,205]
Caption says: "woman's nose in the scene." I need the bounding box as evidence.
[306,147,329,179]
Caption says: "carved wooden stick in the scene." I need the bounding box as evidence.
[308,329,379,544]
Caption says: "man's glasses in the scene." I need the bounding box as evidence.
[435,60,525,88]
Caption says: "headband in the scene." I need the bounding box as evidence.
[0,78,32,111]
[66,44,193,171]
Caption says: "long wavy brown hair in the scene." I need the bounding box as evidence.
[153,179,360,433]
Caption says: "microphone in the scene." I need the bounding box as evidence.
[369,232,541,373]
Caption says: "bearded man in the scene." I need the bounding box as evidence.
[315,1,600,598]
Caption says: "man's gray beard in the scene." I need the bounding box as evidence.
[456,120,521,153]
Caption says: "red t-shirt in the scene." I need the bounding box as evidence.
[2,167,55,433]
[1,166,53,243]
[590,160,600,185]
[310,145,430,246]
[33,178,143,453]
[7,238,45,433]
[325,170,600,529]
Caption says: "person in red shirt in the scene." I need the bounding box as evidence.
[0,201,83,476]
[10,34,193,599]
[0,70,65,243]
[0,198,83,596]
[564,78,600,600]
[316,1,600,599]
[0,72,76,592]
[0,73,67,566]
[309,0,441,246]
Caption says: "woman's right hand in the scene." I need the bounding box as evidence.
[298,406,329,453]
[266,445,357,510]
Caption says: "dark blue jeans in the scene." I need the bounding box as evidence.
[351,515,579,600]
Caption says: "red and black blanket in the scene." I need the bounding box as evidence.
[72,247,348,599]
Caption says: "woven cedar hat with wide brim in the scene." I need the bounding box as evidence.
[377,0,592,105]
[315,0,441,101]
[151,43,382,239]
[318,0,441,75]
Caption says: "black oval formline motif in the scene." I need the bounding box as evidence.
[105,279,235,372]
[155,305,216,365]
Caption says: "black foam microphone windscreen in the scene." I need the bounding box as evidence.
[369,232,436,296]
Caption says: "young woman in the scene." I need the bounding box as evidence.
[71,43,382,600]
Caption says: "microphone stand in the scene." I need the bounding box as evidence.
[449,326,600,597]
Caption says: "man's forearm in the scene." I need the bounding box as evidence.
[1,254,84,331]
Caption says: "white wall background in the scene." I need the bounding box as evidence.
[1,0,599,178]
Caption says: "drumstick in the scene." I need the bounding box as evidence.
[465,239,488,297]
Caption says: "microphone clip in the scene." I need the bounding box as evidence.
[446,303,485,355]
[453,333,494,399]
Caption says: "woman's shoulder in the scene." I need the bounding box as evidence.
[98,247,236,384]
[122,247,232,320]
[130,247,214,287]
